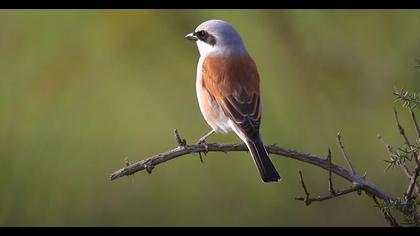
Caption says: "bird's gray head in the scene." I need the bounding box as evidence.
[185,19,247,56]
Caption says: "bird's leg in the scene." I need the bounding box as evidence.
[196,130,215,144]
[195,130,215,163]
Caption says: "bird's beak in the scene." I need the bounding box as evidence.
[185,32,198,41]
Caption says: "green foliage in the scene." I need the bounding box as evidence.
[385,144,418,169]
[380,87,420,226]
[384,88,419,170]
[375,195,420,226]
[393,88,420,111]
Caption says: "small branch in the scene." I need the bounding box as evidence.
[110,132,419,224]
[295,149,362,205]
[394,109,415,156]
[297,170,311,206]
[394,109,420,198]
[295,185,362,204]
[406,166,419,198]
[294,144,402,227]
[327,148,336,195]
[337,132,356,175]
[378,135,414,180]
[174,129,187,146]
[110,142,391,198]
[394,109,420,197]
[370,195,400,227]
[411,111,420,140]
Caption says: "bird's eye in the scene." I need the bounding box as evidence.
[197,30,207,39]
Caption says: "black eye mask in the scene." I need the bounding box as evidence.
[194,30,217,46]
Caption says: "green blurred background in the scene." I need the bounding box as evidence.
[0,9,419,226]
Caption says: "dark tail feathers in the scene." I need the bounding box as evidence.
[246,137,281,183]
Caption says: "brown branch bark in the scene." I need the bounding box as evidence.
[407,165,419,197]
[337,132,356,175]
[393,109,420,197]
[410,111,420,140]
[370,195,400,227]
[295,185,362,203]
[294,169,362,205]
[379,135,419,194]
[109,132,419,224]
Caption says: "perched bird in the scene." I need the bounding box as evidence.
[185,19,281,182]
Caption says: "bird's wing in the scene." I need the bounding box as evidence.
[201,54,262,140]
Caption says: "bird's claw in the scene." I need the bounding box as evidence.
[196,138,206,145]
[196,139,209,163]
[196,139,209,154]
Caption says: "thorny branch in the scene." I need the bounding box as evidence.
[379,135,414,180]
[295,137,402,226]
[337,132,356,175]
[294,166,362,206]
[327,149,336,195]
[393,109,419,198]
[411,111,420,140]
[371,195,400,227]
[394,108,413,152]
[295,146,362,207]
[110,129,419,226]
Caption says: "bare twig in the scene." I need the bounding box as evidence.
[393,109,420,198]
[295,149,362,205]
[406,166,419,197]
[109,132,419,223]
[297,139,400,227]
[394,109,416,157]
[297,170,311,206]
[110,142,390,198]
[174,129,187,146]
[370,195,400,227]
[407,110,420,196]
[327,148,336,195]
[337,132,356,175]
[411,111,420,140]
[295,185,362,204]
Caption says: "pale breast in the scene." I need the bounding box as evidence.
[196,57,232,134]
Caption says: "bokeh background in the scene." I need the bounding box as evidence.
[0,9,419,226]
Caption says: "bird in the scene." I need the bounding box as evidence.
[185,19,281,183]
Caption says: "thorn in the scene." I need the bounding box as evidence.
[198,152,204,163]
[203,143,209,155]
[124,157,131,167]
[144,162,154,174]
[362,171,367,180]
[174,129,187,147]
[196,140,209,163]
[326,148,332,160]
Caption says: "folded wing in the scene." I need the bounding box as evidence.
[201,54,262,141]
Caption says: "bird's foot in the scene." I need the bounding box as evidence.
[196,138,209,163]
[196,137,207,145]
[195,130,214,163]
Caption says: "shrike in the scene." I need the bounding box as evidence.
[185,19,281,182]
